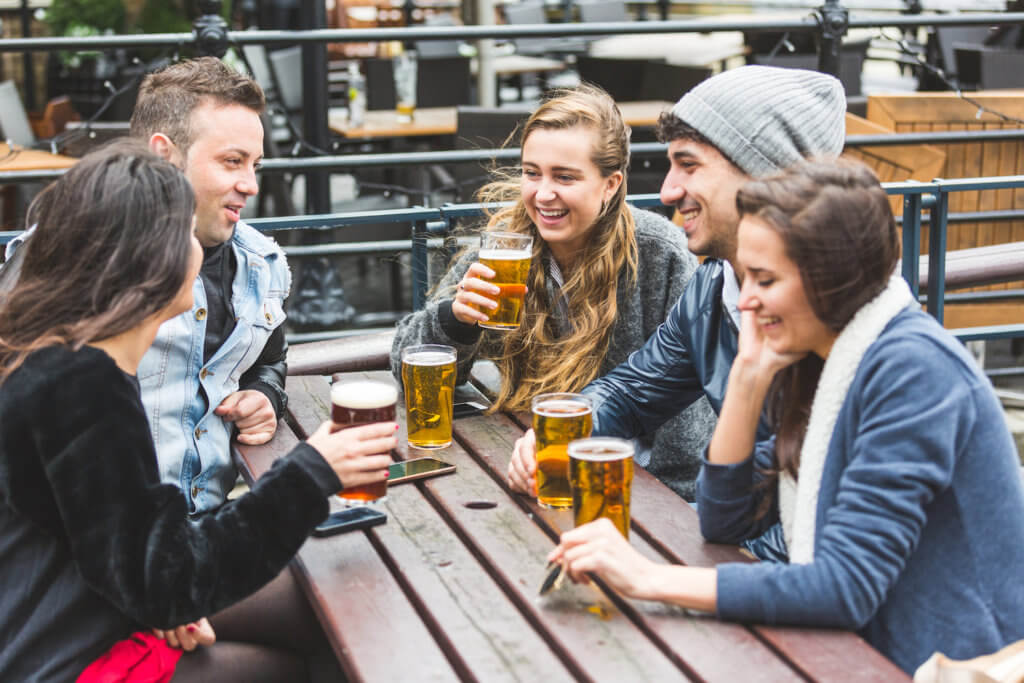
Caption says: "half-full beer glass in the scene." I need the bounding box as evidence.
[401,344,457,449]
[568,437,634,537]
[474,231,532,330]
[330,380,398,506]
[532,393,593,509]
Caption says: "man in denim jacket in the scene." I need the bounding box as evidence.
[130,58,290,514]
[4,58,291,514]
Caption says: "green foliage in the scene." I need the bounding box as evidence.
[43,0,125,36]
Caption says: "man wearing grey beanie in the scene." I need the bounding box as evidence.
[508,66,845,560]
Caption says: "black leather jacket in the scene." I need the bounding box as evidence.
[584,259,740,441]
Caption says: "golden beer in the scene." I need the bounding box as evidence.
[401,345,457,449]
[532,393,593,509]
[473,231,533,331]
[330,380,398,506]
[568,437,634,538]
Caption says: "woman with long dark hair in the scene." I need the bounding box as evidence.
[0,141,395,681]
[546,159,1024,674]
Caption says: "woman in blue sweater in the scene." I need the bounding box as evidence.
[547,159,1024,674]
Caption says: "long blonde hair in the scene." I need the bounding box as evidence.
[475,84,637,411]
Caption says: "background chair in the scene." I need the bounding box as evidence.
[0,80,38,148]
[452,105,532,201]
[576,57,710,102]
[365,56,473,111]
[577,0,630,23]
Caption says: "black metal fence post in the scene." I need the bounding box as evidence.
[816,0,848,77]
[412,220,429,310]
[927,188,950,324]
[902,193,923,298]
[298,0,330,215]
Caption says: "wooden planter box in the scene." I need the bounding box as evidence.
[863,92,1024,329]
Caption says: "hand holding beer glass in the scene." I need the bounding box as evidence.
[401,344,457,449]
[532,393,593,509]
[328,380,399,506]
[452,232,533,331]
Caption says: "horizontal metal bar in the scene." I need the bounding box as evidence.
[953,324,1024,342]
[847,130,1024,147]
[885,176,1024,196]
[9,129,1024,185]
[246,206,440,231]
[920,289,1024,305]
[896,209,1024,226]
[1,13,1023,52]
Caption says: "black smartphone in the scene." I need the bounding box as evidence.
[388,457,456,486]
[453,401,487,419]
[312,507,387,537]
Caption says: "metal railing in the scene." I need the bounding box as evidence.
[229,174,1024,344]
[0,0,1022,208]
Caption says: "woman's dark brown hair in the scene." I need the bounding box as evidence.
[735,158,901,481]
[0,139,196,381]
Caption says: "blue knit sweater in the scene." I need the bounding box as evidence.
[696,308,1024,674]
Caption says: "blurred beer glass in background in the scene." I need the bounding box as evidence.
[473,231,533,330]
[568,437,634,537]
[330,380,398,506]
[393,49,417,123]
[401,344,457,449]
[531,393,593,509]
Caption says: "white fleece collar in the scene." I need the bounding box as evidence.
[780,274,916,564]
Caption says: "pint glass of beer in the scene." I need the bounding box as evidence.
[531,393,593,509]
[401,344,457,449]
[473,231,533,330]
[330,380,398,506]
[568,437,634,538]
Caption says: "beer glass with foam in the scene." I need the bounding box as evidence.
[330,380,398,506]
[531,393,593,509]
[568,437,634,537]
[473,231,533,330]
[401,344,457,449]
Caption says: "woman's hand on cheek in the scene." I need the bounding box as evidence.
[736,310,805,381]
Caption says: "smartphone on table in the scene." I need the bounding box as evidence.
[388,457,456,486]
[313,506,387,537]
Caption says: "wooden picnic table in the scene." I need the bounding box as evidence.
[234,368,909,682]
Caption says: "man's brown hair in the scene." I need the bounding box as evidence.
[129,57,265,154]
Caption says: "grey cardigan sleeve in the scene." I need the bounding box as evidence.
[390,248,487,386]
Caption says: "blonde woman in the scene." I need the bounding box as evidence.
[390,85,716,497]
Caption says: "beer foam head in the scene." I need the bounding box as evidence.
[403,350,456,366]
[479,248,531,261]
[331,380,398,409]
[568,437,633,461]
[534,398,592,417]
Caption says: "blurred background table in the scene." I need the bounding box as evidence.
[233,366,910,682]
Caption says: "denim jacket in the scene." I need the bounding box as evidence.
[137,221,290,513]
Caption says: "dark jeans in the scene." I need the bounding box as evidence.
[740,523,789,564]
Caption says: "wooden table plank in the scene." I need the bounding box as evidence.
[306,372,692,680]
[288,374,575,683]
[480,371,908,681]
[234,419,460,682]
[454,411,806,681]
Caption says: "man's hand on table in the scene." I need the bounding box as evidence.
[216,390,278,445]
[508,428,538,495]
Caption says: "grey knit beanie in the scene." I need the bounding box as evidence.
[670,65,846,177]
